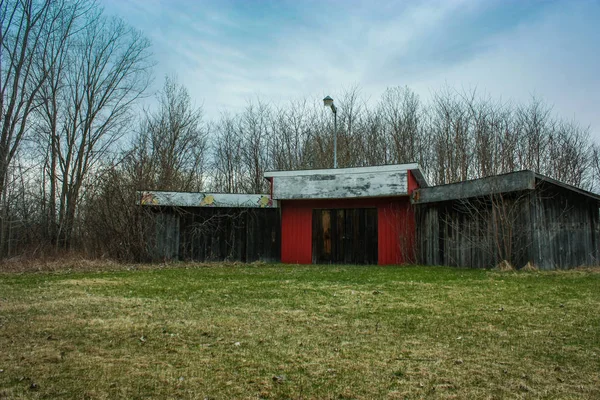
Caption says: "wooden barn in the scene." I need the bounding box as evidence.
[139,191,280,262]
[413,170,600,270]
[140,166,600,270]
[264,163,427,265]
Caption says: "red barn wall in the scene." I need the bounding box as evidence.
[280,204,313,264]
[280,196,416,265]
[278,170,421,265]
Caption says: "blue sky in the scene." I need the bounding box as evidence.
[101,0,600,138]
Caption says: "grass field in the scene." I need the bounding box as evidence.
[0,264,599,399]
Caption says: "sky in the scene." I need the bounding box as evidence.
[100,0,600,139]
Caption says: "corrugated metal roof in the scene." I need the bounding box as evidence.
[138,191,278,208]
[412,170,600,204]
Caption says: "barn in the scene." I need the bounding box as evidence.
[264,163,427,265]
[413,170,600,270]
[140,166,600,270]
[139,191,280,262]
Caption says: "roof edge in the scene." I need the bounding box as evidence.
[264,162,420,178]
[533,173,600,202]
[412,170,535,204]
[412,170,600,204]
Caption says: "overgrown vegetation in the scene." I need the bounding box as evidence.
[1,264,598,399]
[2,1,600,262]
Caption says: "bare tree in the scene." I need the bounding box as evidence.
[41,10,152,248]
[379,86,421,164]
[212,113,244,193]
[591,145,600,192]
[546,119,591,188]
[129,75,207,192]
[1,0,92,254]
[0,0,84,194]
[239,99,270,193]
[514,97,551,174]
[426,87,474,184]
[357,105,390,166]
[80,164,155,261]
[269,99,314,170]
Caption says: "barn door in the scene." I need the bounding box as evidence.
[312,208,378,264]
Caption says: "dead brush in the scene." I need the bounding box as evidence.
[520,261,539,272]
[0,254,124,273]
[493,260,515,272]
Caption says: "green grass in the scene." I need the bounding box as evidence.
[0,264,599,399]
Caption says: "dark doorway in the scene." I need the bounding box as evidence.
[312,208,378,264]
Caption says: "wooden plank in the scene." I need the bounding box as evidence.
[323,210,331,262]
[312,209,325,263]
[334,210,345,263]
[344,210,353,263]
[164,208,281,263]
[365,208,378,264]
[259,209,280,262]
[531,183,600,269]
[312,207,378,265]
[352,209,360,264]
[416,184,600,270]
[152,212,180,260]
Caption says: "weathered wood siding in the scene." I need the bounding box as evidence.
[311,208,378,264]
[531,181,600,269]
[151,212,180,260]
[272,171,408,200]
[416,193,532,269]
[416,177,600,270]
[151,207,280,262]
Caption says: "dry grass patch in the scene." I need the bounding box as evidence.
[494,260,515,272]
[58,278,125,286]
[0,264,599,399]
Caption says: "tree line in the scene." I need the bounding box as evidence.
[1,0,599,261]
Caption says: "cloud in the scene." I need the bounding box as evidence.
[408,1,600,134]
[100,0,600,138]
